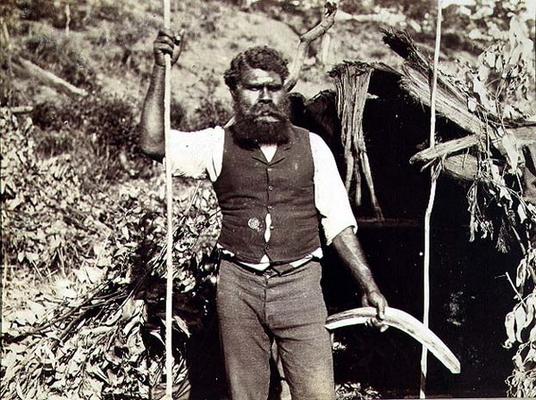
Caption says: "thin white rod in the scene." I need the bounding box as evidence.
[420,2,442,398]
[163,0,174,399]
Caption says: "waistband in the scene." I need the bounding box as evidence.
[220,253,315,276]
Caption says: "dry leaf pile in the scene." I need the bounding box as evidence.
[1,111,221,399]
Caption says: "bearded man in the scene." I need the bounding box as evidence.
[140,30,388,400]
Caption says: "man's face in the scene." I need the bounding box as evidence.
[231,67,291,147]
[233,67,288,123]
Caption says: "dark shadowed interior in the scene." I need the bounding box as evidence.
[289,82,517,397]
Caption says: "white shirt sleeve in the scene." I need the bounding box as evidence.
[310,132,358,245]
[166,126,224,182]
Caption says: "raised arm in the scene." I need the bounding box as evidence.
[139,29,183,161]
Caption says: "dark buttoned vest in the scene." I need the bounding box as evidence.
[213,125,321,263]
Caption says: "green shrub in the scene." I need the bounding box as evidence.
[34,128,75,157]
[24,33,96,88]
[17,0,87,30]
[29,90,231,183]
[16,0,58,23]
[16,0,131,30]
[187,98,232,131]
[30,101,66,131]
[31,92,153,183]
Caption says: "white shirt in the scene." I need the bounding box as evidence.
[167,126,357,268]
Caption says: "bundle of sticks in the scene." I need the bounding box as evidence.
[329,61,384,219]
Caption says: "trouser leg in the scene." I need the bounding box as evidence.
[276,321,334,400]
[272,342,292,400]
[217,259,272,400]
[268,262,336,400]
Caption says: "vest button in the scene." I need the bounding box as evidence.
[265,244,271,250]
[268,185,274,191]
[267,167,273,172]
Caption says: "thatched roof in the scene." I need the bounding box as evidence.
[366,29,536,181]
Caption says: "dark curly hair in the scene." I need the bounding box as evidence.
[224,46,289,91]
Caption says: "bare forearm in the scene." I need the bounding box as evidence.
[331,226,380,295]
[140,65,166,160]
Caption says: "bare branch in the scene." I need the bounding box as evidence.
[284,1,338,92]
[410,135,480,164]
[410,126,536,165]
[13,56,88,98]
[329,61,384,219]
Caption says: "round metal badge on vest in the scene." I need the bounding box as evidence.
[247,217,262,232]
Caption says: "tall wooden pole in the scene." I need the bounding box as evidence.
[420,2,442,398]
[163,0,174,399]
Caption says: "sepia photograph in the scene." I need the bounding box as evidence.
[1,0,535,399]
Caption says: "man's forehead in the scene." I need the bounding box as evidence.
[241,67,282,85]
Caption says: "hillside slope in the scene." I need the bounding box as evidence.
[6,0,406,116]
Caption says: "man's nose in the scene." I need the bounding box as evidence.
[258,87,273,103]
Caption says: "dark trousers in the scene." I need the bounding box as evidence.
[216,259,335,400]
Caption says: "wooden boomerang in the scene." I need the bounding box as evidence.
[325,307,461,374]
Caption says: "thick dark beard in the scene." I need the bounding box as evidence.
[231,98,291,149]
